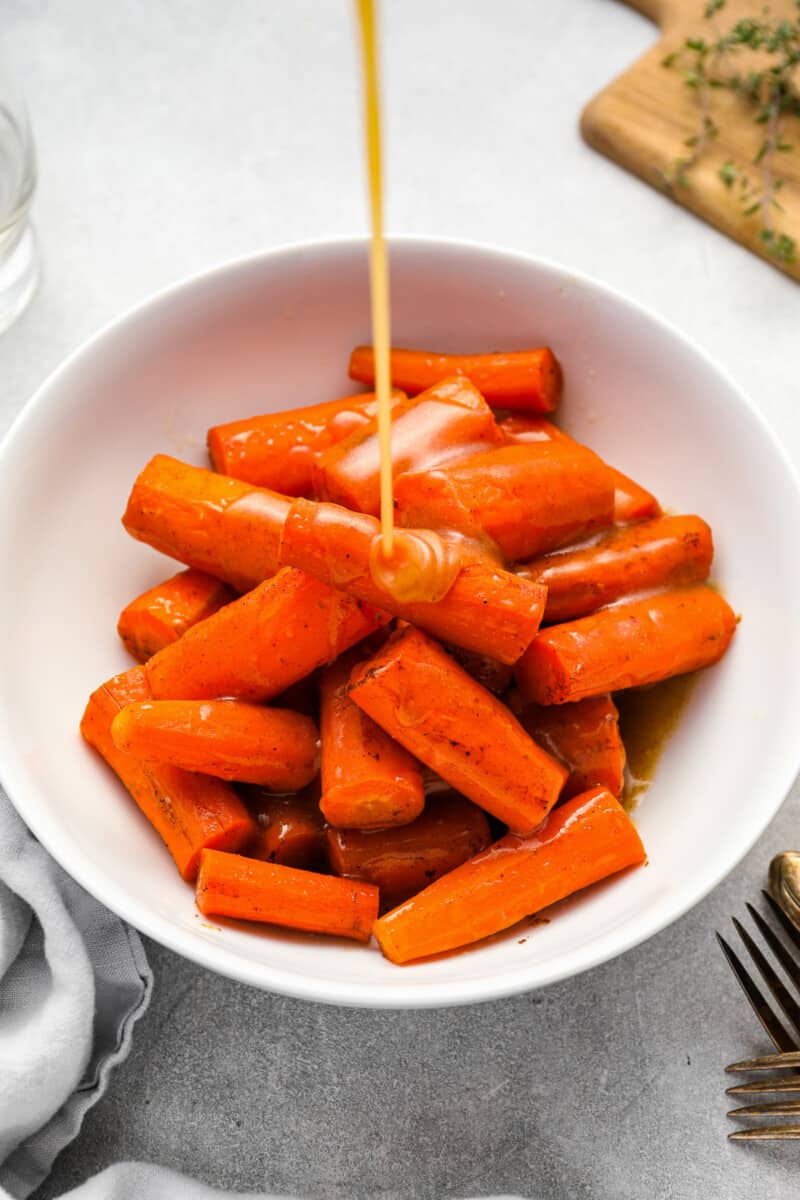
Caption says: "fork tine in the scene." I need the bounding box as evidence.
[747,902,800,1004]
[728,1077,800,1095]
[729,1125,800,1141]
[716,933,797,1053]
[727,1050,800,1072]
[763,891,800,954]
[728,1098,800,1117]
[732,917,800,1044]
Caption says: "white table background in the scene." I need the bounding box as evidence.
[3,2,800,1197]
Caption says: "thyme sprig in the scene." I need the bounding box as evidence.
[663,0,800,266]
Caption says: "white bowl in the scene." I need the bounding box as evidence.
[1,238,799,1008]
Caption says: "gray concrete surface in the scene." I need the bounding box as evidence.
[3,1,800,1196]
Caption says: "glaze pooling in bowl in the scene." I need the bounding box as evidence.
[1,237,798,1007]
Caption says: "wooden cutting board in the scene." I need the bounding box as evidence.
[581,0,800,281]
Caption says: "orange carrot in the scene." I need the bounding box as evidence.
[313,377,502,515]
[348,345,562,413]
[195,849,379,941]
[244,786,326,869]
[347,627,568,833]
[518,695,626,800]
[319,650,424,829]
[516,515,714,622]
[146,566,384,702]
[80,667,255,881]
[326,791,491,911]
[516,585,737,705]
[122,455,290,592]
[394,441,615,563]
[499,414,661,524]
[117,568,235,662]
[373,786,646,962]
[110,699,319,790]
[279,498,546,664]
[207,390,404,494]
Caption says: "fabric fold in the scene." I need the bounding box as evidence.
[0,789,152,1200]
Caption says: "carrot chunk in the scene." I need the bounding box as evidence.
[393,441,615,563]
[146,566,384,702]
[195,849,379,941]
[518,695,626,800]
[348,627,568,833]
[279,498,546,664]
[313,377,502,515]
[499,414,661,524]
[117,568,235,662]
[327,791,491,911]
[122,454,290,592]
[516,515,714,623]
[207,391,403,494]
[80,668,255,880]
[516,584,737,705]
[349,345,562,413]
[111,699,319,790]
[319,651,424,829]
[373,787,646,963]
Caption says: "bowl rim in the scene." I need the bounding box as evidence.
[2,233,800,1008]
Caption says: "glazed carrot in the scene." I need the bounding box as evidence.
[518,695,626,800]
[326,791,491,911]
[207,391,404,494]
[80,667,255,881]
[244,786,326,869]
[373,786,646,963]
[516,584,737,705]
[499,414,661,524]
[117,568,235,662]
[348,345,562,413]
[394,441,615,563]
[348,627,568,833]
[122,455,290,592]
[278,498,546,664]
[146,566,384,702]
[313,377,502,515]
[195,849,379,941]
[319,650,424,829]
[516,515,714,623]
[110,699,319,790]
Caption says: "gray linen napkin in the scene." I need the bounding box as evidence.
[39,1164,294,1199]
[19,1162,522,1199]
[0,787,152,1200]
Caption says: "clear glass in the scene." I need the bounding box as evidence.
[0,58,38,333]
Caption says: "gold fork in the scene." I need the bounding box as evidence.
[718,890,800,1140]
